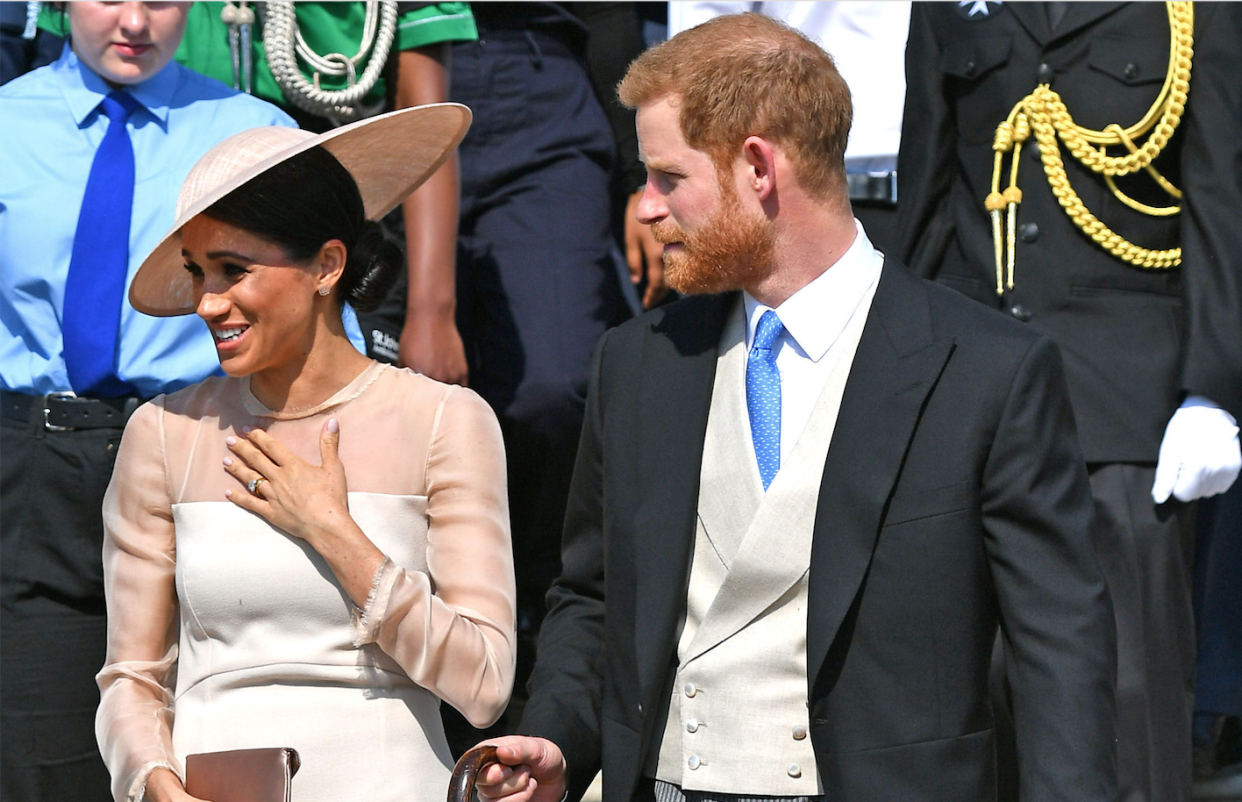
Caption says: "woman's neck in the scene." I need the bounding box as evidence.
[248,325,373,414]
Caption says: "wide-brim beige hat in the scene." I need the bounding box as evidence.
[130,102,472,316]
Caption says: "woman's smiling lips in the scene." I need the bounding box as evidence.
[211,326,249,351]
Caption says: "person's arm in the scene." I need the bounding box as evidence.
[474,334,613,802]
[512,335,612,801]
[895,5,957,278]
[1150,3,1242,502]
[96,400,206,802]
[1176,3,1242,420]
[395,43,468,383]
[981,336,1117,799]
[569,2,668,307]
[224,387,516,727]
[362,386,515,725]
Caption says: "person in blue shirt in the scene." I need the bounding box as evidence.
[0,4,293,800]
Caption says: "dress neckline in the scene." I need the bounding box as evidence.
[240,361,387,420]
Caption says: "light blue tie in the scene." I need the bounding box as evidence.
[747,310,784,491]
[63,91,140,396]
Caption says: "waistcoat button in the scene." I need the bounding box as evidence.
[686,718,700,733]
[788,763,802,778]
[793,725,807,740]
[684,682,697,698]
[688,755,701,770]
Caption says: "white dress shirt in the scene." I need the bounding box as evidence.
[667,2,911,172]
[743,220,883,466]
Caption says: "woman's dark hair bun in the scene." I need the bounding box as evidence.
[339,220,402,314]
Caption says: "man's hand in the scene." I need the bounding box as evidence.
[1152,395,1242,503]
[474,736,568,802]
[399,309,468,385]
[625,189,669,309]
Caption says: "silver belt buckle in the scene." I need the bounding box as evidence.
[43,391,77,432]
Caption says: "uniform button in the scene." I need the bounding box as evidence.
[688,755,701,770]
[684,682,697,698]
[1124,62,1140,80]
[788,763,802,778]
[1018,222,1039,242]
[792,725,807,741]
[686,718,700,733]
[1037,62,1055,83]
[963,59,976,76]
[638,703,643,715]
[1009,304,1033,322]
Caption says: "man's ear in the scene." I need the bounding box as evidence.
[315,239,348,297]
[741,135,777,201]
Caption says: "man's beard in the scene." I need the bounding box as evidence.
[650,183,775,296]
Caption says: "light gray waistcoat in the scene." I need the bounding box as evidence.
[647,285,875,795]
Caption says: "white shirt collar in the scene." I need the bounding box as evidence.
[744,219,884,362]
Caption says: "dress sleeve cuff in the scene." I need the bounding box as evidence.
[131,759,179,802]
[352,557,399,646]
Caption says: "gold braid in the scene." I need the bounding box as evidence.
[986,1,1193,294]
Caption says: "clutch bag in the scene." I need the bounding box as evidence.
[185,747,301,802]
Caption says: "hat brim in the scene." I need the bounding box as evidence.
[129,103,472,317]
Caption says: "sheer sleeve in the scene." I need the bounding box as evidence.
[96,398,181,802]
[353,385,516,727]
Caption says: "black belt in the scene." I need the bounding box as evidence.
[847,171,898,206]
[1,390,143,432]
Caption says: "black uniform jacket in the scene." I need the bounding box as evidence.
[898,2,1242,463]
[519,261,1117,802]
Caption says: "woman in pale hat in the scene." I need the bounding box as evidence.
[95,105,516,802]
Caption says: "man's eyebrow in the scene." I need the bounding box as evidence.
[642,156,677,172]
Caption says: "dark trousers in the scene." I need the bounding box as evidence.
[436,31,627,750]
[1,416,121,802]
[452,30,626,623]
[1194,481,1242,718]
[994,463,1196,802]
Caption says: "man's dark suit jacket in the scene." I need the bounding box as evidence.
[898,2,1242,463]
[519,261,1117,802]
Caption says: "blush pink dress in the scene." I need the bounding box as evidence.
[95,362,516,802]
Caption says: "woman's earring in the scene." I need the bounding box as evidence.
[317,286,330,296]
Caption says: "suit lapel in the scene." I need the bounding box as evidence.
[1005,2,1052,47]
[806,263,956,692]
[1050,2,1127,43]
[633,293,732,700]
[1007,2,1128,50]
[696,301,762,568]
[685,276,876,662]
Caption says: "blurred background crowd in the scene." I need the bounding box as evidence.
[2,2,1238,801]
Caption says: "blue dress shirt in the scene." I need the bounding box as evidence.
[1,47,364,397]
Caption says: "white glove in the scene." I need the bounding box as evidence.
[1151,395,1241,504]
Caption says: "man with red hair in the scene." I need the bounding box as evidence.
[473,14,1115,802]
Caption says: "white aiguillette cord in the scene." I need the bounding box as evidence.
[221,2,256,95]
[263,1,398,126]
